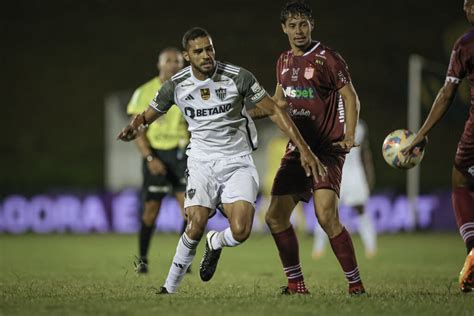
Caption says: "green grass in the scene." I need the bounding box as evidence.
[1,232,473,315]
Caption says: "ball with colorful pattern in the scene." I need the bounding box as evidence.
[382,129,425,169]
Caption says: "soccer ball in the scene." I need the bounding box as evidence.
[382,129,425,169]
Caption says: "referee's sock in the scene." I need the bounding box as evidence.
[139,221,155,260]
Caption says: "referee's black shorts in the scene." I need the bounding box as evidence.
[142,147,187,202]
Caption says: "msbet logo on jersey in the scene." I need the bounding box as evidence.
[283,86,316,99]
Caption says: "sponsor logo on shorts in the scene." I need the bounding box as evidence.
[184,103,232,119]
[468,166,474,176]
[283,86,316,99]
[186,188,196,199]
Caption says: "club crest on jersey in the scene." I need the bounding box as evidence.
[200,88,210,100]
[215,87,227,101]
[304,67,314,79]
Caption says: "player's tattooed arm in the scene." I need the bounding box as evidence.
[333,82,360,151]
[248,84,288,120]
[255,95,328,183]
[117,107,164,142]
[402,81,458,155]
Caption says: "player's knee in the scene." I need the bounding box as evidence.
[230,223,251,243]
[185,211,207,240]
[318,213,339,233]
[265,210,281,230]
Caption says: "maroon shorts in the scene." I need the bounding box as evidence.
[454,139,474,178]
[271,152,345,202]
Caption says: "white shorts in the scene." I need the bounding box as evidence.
[339,165,369,207]
[184,154,259,211]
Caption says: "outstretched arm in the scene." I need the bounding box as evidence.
[117,107,164,141]
[402,81,458,154]
[249,84,287,120]
[255,95,327,182]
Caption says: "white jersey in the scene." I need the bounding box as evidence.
[150,61,267,160]
[340,120,369,206]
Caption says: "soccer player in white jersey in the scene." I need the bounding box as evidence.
[117,27,327,294]
[312,120,377,259]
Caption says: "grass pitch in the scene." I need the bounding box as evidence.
[1,232,473,315]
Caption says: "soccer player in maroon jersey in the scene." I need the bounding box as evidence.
[249,1,365,295]
[403,0,474,293]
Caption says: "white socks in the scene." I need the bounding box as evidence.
[164,233,199,293]
[358,212,377,255]
[210,227,241,250]
[313,222,328,253]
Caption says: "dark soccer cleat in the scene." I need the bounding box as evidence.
[134,257,148,274]
[155,286,170,295]
[349,284,366,296]
[280,286,310,295]
[186,264,192,274]
[459,249,474,292]
[280,280,310,295]
[199,230,222,282]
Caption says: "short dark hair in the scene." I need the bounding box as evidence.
[280,0,313,24]
[182,27,211,50]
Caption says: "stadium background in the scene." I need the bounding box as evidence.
[3,1,474,315]
[1,0,470,234]
[1,0,469,194]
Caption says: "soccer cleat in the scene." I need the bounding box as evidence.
[349,284,366,296]
[280,286,310,295]
[186,264,192,274]
[134,257,148,274]
[199,230,222,282]
[155,286,170,295]
[280,280,310,295]
[459,249,474,292]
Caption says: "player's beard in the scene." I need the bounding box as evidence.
[199,61,215,75]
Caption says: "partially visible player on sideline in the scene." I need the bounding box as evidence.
[249,1,365,295]
[126,47,189,274]
[312,120,377,259]
[402,0,474,293]
[117,27,327,294]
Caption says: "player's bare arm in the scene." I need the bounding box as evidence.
[249,84,288,120]
[117,107,164,141]
[402,81,458,155]
[333,82,360,151]
[255,94,328,182]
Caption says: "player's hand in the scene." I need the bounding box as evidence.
[332,136,359,153]
[116,114,148,142]
[299,147,328,183]
[401,135,428,156]
[117,124,138,141]
[147,158,167,175]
